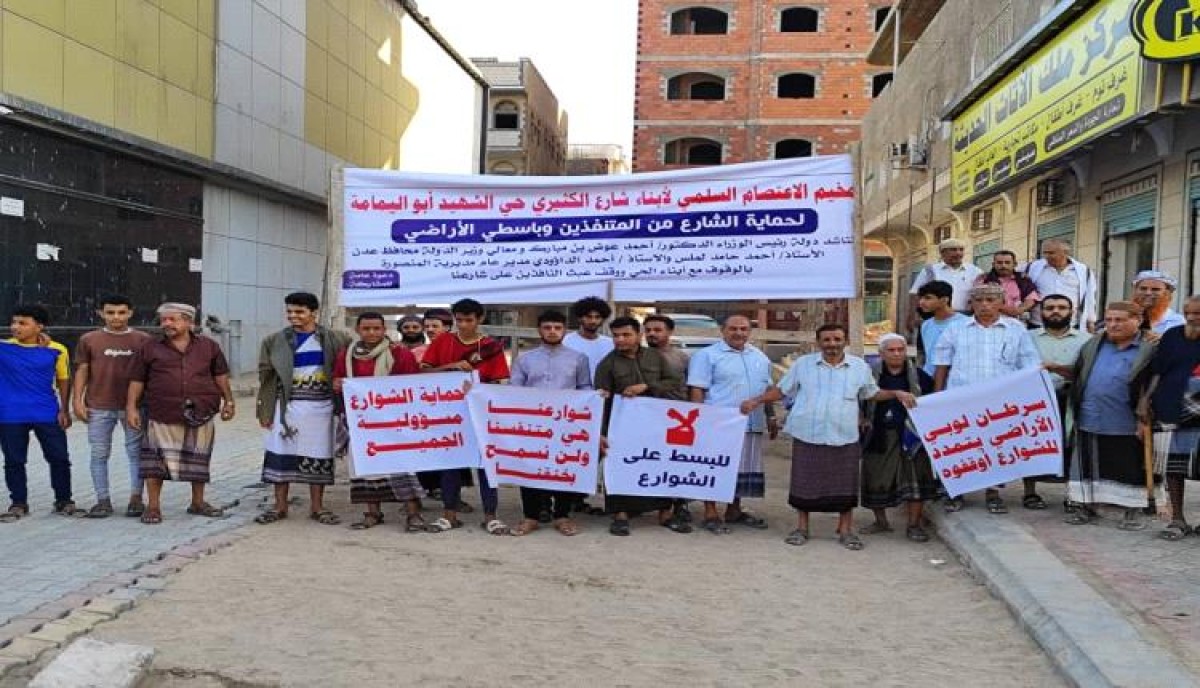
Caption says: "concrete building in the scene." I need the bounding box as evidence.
[861,0,1200,333]
[473,57,568,175]
[566,144,629,175]
[632,0,895,172]
[0,0,485,373]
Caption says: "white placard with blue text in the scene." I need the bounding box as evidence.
[340,157,855,305]
[603,396,747,502]
[907,368,1063,498]
[342,372,481,477]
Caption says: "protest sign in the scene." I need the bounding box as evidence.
[342,372,480,477]
[466,385,603,495]
[907,368,1063,498]
[603,396,746,502]
[340,156,855,305]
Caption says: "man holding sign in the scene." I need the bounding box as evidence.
[687,315,774,534]
[748,324,912,550]
[508,310,592,536]
[595,317,690,536]
[421,298,511,535]
[932,284,1041,514]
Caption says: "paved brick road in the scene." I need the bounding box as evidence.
[0,413,267,627]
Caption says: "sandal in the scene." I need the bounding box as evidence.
[140,508,163,525]
[350,512,384,530]
[553,518,579,536]
[698,518,727,535]
[310,510,341,525]
[1022,494,1048,510]
[483,519,511,536]
[54,500,79,516]
[125,501,145,518]
[662,514,694,533]
[609,518,631,536]
[943,497,964,513]
[985,497,1008,515]
[425,517,463,533]
[838,532,865,550]
[186,502,224,518]
[674,502,694,523]
[512,518,541,537]
[255,510,287,525]
[1160,521,1191,541]
[1064,511,1093,526]
[859,522,893,535]
[85,500,114,519]
[405,514,426,533]
[784,528,809,546]
[727,512,768,529]
[0,504,29,523]
[906,525,930,542]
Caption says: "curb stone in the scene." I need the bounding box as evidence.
[931,508,1200,688]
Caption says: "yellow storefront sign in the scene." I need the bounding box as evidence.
[951,0,1144,207]
[1132,0,1200,62]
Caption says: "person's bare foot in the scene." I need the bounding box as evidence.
[512,518,540,536]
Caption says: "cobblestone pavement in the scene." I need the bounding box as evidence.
[0,412,268,628]
[981,479,1200,676]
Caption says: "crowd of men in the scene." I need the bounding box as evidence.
[0,236,1197,549]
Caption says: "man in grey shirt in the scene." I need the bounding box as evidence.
[510,310,592,536]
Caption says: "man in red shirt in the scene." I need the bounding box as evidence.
[333,312,426,531]
[421,298,510,534]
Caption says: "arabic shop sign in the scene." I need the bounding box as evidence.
[951,0,1144,207]
[1131,0,1200,61]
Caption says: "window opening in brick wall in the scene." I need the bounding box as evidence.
[874,6,892,32]
[664,138,722,165]
[670,7,729,35]
[775,139,813,158]
[871,73,894,97]
[780,7,819,32]
[493,101,518,129]
[667,73,726,100]
[777,73,816,98]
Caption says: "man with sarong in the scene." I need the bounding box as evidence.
[687,315,773,534]
[595,316,690,536]
[127,303,234,525]
[858,333,937,542]
[1141,295,1200,540]
[510,310,591,537]
[1066,302,1156,529]
[421,298,510,535]
[255,293,350,526]
[751,324,911,550]
[334,312,426,531]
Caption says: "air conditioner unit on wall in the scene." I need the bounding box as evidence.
[1036,178,1065,208]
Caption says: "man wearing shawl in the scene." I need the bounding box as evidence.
[334,312,426,531]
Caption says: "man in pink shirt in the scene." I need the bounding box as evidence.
[974,250,1040,324]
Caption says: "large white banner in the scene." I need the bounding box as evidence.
[340,156,855,305]
[342,372,480,477]
[466,385,603,495]
[908,368,1063,498]
[603,397,746,502]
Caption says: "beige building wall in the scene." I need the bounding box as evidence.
[0,0,216,157]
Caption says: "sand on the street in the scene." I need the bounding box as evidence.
[92,447,1063,687]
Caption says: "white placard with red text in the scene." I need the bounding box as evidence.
[603,396,746,502]
[342,372,481,477]
[466,385,603,495]
[908,368,1063,498]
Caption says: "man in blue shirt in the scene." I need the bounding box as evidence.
[917,280,967,376]
[510,310,592,536]
[0,304,74,521]
[688,315,774,534]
